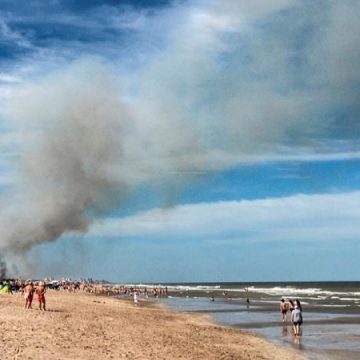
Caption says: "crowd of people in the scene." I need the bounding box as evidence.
[80,284,169,300]
[280,298,303,336]
[0,279,170,309]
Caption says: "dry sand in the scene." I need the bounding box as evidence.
[0,291,308,360]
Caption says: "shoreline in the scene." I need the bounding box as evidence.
[148,295,360,360]
[0,290,308,360]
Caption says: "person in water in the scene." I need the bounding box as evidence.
[291,299,303,336]
[280,299,288,322]
[35,281,46,311]
[288,299,295,312]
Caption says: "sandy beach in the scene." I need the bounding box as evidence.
[0,291,308,360]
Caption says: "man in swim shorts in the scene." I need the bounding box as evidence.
[280,298,288,322]
[35,281,46,311]
[24,281,34,309]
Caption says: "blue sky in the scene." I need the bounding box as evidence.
[0,0,360,282]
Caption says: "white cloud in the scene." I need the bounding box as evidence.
[89,191,360,243]
[0,73,22,83]
[2,0,360,172]
[0,173,15,186]
[0,16,32,48]
[123,0,360,175]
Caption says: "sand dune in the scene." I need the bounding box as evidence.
[0,291,307,359]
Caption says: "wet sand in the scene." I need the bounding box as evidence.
[158,296,360,360]
[235,316,360,329]
[0,291,308,360]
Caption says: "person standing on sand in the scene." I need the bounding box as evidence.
[35,281,46,311]
[133,290,139,305]
[24,281,34,309]
[280,299,288,322]
[291,300,303,336]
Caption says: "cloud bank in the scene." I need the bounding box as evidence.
[89,191,360,244]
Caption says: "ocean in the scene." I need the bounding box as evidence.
[127,282,360,360]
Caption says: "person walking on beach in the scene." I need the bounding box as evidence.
[24,281,34,309]
[35,281,46,311]
[280,299,288,322]
[133,290,139,305]
[291,299,303,336]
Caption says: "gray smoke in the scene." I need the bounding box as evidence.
[0,57,207,276]
[0,59,132,257]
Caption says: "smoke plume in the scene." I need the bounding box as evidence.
[0,60,133,259]
[0,58,208,274]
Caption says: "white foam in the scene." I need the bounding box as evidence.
[114,284,360,301]
[246,286,360,298]
[163,285,245,293]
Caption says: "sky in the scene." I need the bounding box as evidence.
[0,0,360,282]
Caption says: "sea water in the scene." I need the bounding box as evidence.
[138,282,360,360]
